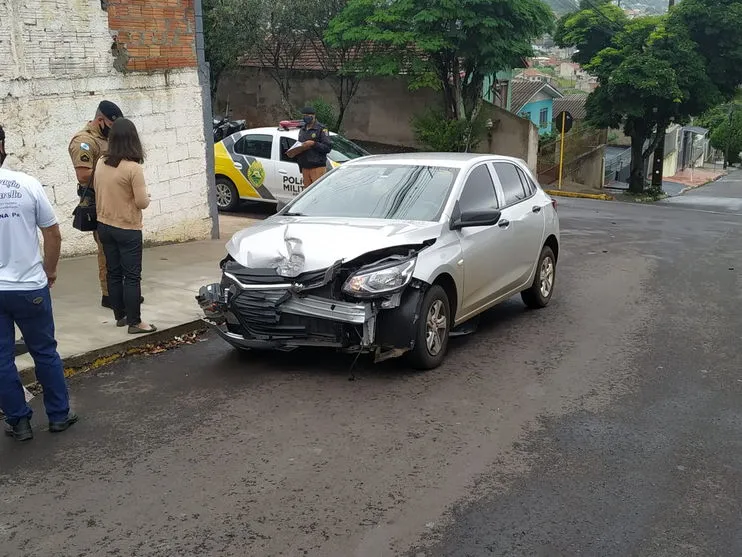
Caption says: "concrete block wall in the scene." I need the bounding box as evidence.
[0,0,212,256]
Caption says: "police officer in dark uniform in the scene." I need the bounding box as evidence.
[69,100,143,309]
[288,106,333,188]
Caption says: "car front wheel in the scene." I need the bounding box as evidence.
[521,245,556,309]
[407,285,451,370]
[215,177,239,212]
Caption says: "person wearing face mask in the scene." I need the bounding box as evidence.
[68,100,141,310]
[287,106,333,188]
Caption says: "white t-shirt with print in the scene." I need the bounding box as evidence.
[0,168,58,291]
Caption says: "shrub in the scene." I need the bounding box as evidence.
[412,109,486,152]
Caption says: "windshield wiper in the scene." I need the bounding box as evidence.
[283,211,305,216]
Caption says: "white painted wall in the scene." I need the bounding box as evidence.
[0,0,212,256]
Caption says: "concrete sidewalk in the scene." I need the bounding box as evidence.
[15,215,258,384]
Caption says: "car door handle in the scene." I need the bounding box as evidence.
[278,170,288,175]
[532,205,542,213]
[233,162,243,170]
[498,219,510,228]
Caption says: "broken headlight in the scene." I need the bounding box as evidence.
[342,258,416,297]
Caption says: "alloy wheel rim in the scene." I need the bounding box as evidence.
[216,183,232,208]
[539,256,554,298]
[425,299,447,356]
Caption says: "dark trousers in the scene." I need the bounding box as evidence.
[97,223,143,326]
[0,287,69,425]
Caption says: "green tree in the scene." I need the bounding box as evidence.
[557,5,734,192]
[204,0,365,128]
[327,0,553,151]
[554,0,628,66]
[202,0,264,99]
[700,101,742,166]
[667,0,742,100]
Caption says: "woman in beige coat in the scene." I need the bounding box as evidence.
[94,118,156,334]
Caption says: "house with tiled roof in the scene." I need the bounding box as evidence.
[510,80,564,135]
[553,94,588,122]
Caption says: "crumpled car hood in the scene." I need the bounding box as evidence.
[226,216,443,277]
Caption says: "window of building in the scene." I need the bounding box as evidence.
[539,107,549,127]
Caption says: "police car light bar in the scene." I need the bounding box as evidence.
[278,120,303,130]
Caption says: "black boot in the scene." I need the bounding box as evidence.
[49,412,79,433]
[4,416,33,441]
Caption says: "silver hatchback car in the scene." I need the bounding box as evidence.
[198,153,560,369]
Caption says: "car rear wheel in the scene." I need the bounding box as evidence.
[521,245,556,309]
[407,285,450,370]
[215,177,239,212]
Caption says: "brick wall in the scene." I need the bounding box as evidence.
[107,0,198,72]
[0,0,213,257]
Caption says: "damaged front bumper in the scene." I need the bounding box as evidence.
[196,264,425,360]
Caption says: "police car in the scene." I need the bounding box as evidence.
[214,121,370,211]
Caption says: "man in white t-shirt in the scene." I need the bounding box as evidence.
[0,125,77,442]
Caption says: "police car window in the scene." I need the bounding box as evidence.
[458,164,498,212]
[280,137,295,162]
[493,162,528,206]
[329,135,367,163]
[234,134,272,159]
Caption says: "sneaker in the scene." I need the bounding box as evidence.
[4,416,33,441]
[49,412,79,433]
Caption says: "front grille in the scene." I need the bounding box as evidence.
[222,261,340,290]
[222,261,349,342]
[230,290,302,339]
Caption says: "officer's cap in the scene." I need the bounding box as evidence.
[301,106,316,115]
[98,100,124,121]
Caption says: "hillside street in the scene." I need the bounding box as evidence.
[2,171,742,556]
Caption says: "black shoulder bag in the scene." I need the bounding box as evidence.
[72,164,98,231]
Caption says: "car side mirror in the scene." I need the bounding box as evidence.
[276,199,287,212]
[450,206,502,230]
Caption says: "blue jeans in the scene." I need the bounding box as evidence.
[0,287,69,425]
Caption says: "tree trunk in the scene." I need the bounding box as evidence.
[336,101,347,133]
[451,66,466,121]
[629,133,646,193]
[650,125,666,189]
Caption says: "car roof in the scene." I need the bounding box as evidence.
[232,127,340,138]
[342,152,528,169]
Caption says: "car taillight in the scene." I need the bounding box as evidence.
[551,197,557,211]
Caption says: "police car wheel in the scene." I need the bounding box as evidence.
[215,177,239,212]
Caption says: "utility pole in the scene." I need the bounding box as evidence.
[649,0,675,189]
[724,103,733,169]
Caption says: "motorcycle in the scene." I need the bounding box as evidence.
[213,116,246,143]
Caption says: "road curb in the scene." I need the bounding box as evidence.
[678,172,728,195]
[545,189,614,201]
[19,319,207,387]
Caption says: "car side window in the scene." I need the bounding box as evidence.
[279,136,295,162]
[458,164,499,213]
[494,162,529,206]
[516,167,537,196]
[234,134,272,159]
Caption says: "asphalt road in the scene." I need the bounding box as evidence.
[2,172,742,557]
